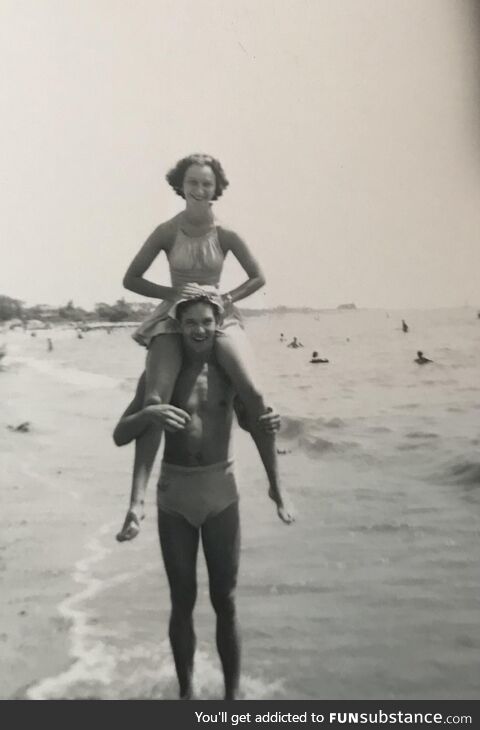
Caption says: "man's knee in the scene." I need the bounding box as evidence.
[171,587,197,617]
[210,586,237,618]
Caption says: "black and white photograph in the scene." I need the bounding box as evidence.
[1,0,480,705]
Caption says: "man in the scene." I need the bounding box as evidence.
[113,295,294,700]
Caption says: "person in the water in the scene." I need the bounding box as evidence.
[414,350,433,364]
[287,337,303,349]
[310,351,328,363]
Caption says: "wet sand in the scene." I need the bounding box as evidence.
[1,360,126,698]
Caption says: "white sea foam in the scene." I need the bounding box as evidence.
[27,523,132,700]
[26,518,283,700]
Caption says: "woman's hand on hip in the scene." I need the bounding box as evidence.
[176,283,208,299]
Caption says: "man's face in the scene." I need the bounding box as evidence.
[179,302,217,355]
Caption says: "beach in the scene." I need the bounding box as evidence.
[1,309,480,699]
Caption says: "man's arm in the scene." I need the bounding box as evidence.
[233,397,280,434]
[113,373,148,446]
[113,372,191,446]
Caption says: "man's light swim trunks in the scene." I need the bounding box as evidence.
[157,460,238,528]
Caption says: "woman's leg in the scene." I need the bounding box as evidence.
[201,502,241,700]
[144,333,183,406]
[214,333,281,501]
[117,334,182,542]
[158,509,200,700]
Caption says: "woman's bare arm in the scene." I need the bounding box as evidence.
[123,219,178,301]
[217,227,266,304]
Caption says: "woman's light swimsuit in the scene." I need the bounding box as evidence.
[133,226,242,348]
[157,460,238,528]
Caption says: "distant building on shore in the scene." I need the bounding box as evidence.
[337,303,357,310]
[34,304,59,320]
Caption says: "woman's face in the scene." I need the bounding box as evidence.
[182,164,216,204]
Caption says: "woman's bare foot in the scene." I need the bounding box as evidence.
[268,488,295,525]
[116,506,144,542]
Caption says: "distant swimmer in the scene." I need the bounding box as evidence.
[47,338,53,352]
[402,320,409,333]
[414,350,433,364]
[77,330,84,339]
[287,337,304,349]
[310,351,329,364]
[279,333,285,342]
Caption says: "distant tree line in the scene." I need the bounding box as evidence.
[0,294,155,324]
[1,294,333,325]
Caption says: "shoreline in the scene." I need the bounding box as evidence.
[1,355,129,698]
[0,341,284,699]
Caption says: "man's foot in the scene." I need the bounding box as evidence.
[179,688,194,700]
[116,507,144,542]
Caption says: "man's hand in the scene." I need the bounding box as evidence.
[258,408,281,434]
[144,404,191,432]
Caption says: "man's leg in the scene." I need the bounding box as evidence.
[157,509,200,699]
[201,502,241,700]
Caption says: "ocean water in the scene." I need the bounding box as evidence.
[4,308,480,699]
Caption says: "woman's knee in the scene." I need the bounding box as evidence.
[145,335,182,402]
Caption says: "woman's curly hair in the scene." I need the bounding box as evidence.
[166,154,229,200]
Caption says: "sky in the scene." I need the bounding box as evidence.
[1,0,479,310]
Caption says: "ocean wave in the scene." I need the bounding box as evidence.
[6,355,122,389]
[298,434,359,457]
[279,415,310,439]
[26,522,129,700]
[440,459,480,488]
[350,522,414,534]
[278,415,357,458]
[26,522,284,701]
[242,580,329,597]
[280,415,346,439]
[405,431,439,440]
